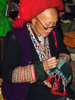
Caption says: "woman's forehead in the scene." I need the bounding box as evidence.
[38,8,58,16]
[37,8,58,21]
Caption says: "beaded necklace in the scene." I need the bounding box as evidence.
[32,28,47,56]
[27,24,51,61]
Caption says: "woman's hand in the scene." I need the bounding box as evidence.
[59,53,70,61]
[43,57,60,71]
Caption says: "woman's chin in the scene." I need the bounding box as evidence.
[42,32,50,37]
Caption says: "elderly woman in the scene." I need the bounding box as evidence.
[1,0,72,100]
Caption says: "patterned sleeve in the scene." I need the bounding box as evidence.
[1,32,47,83]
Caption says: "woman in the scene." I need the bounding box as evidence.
[1,0,72,100]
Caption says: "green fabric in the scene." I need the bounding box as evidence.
[0,0,7,16]
[34,61,48,81]
[0,16,12,37]
[0,0,12,37]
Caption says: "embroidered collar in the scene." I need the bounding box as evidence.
[27,23,51,61]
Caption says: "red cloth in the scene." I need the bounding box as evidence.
[19,0,64,21]
[13,0,64,28]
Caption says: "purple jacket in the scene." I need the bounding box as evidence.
[2,24,69,100]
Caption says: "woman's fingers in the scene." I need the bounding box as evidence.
[47,57,56,61]
[47,58,60,70]
[43,57,60,71]
[48,58,57,65]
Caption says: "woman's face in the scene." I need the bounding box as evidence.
[31,8,58,37]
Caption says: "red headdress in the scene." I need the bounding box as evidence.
[13,0,64,28]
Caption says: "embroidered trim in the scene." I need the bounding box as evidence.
[27,24,51,61]
[30,65,36,82]
[12,65,36,83]
[22,67,24,82]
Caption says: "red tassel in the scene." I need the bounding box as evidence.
[51,87,66,96]
[46,76,53,82]
[13,17,25,28]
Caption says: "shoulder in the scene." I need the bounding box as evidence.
[10,27,26,36]
[6,24,30,40]
[49,28,60,40]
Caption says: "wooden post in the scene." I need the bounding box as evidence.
[0,37,6,63]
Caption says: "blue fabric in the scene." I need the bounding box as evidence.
[48,59,72,86]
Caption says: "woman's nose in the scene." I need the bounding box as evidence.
[49,23,56,27]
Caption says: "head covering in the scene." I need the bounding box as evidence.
[19,0,64,21]
[13,0,64,28]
